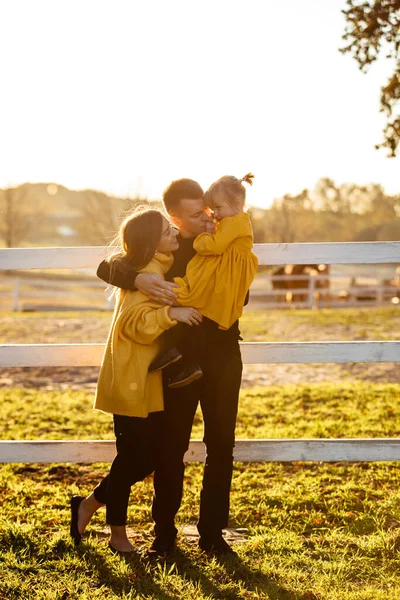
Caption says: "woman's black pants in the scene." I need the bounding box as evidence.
[93,411,163,526]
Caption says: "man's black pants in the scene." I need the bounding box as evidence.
[94,411,163,525]
[162,321,206,366]
[152,339,242,542]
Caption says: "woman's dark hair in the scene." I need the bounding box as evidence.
[108,207,164,273]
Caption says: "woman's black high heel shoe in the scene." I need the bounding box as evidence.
[70,495,84,546]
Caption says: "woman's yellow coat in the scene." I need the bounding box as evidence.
[94,253,176,418]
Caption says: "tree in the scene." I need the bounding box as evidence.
[262,190,318,243]
[0,187,36,247]
[252,178,399,244]
[70,190,156,245]
[71,190,130,245]
[340,0,400,156]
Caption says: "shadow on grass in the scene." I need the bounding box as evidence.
[151,546,231,599]
[155,544,308,600]
[74,538,302,600]
[216,552,316,600]
[75,542,178,600]
[1,525,317,600]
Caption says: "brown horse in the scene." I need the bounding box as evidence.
[271,264,330,304]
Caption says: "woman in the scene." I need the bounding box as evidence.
[70,208,202,553]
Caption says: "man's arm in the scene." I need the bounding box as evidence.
[97,260,137,291]
[97,260,179,305]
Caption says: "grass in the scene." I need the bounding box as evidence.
[2,382,400,441]
[1,382,400,599]
[2,461,400,599]
[239,306,400,342]
[1,307,400,598]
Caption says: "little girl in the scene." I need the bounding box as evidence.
[70,208,201,553]
[150,173,258,388]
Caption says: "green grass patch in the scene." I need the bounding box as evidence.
[2,460,400,599]
[2,382,400,598]
[1,382,400,441]
[1,306,400,597]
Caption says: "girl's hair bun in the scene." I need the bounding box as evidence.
[240,173,254,186]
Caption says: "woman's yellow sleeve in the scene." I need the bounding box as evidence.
[193,218,240,255]
[120,304,177,345]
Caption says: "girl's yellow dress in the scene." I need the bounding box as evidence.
[174,211,258,330]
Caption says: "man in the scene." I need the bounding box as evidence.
[97,179,245,556]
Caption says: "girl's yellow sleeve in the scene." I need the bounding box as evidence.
[193,217,243,256]
[119,304,177,345]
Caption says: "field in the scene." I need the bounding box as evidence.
[1,307,400,599]
[1,306,399,390]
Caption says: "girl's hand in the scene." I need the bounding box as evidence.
[205,220,217,234]
[169,306,203,326]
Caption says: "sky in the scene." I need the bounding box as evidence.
[0,0,399,208]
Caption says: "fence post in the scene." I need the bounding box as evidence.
[349,276,356,304]
[12,278,20,311]
[376,280,384,304]
[308,275,316,309]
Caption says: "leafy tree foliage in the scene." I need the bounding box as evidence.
[0,187,43,248]
[340,0,400,156]
[249,178,400,245]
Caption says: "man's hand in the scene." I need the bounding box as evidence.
[134,273,179,305]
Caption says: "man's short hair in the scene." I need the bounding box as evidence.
[162,178,204,214]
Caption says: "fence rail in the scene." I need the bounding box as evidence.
[1,244,399,311]
[1,242,400,270]
[1,439,400,463]
[1,242,400,463]
[1,341,399,367]
[5,276,399,311]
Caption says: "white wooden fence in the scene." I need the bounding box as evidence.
[251,274,400,309]
[2,277,114,312]
[1,242,400,463]
[2,273,399,311]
